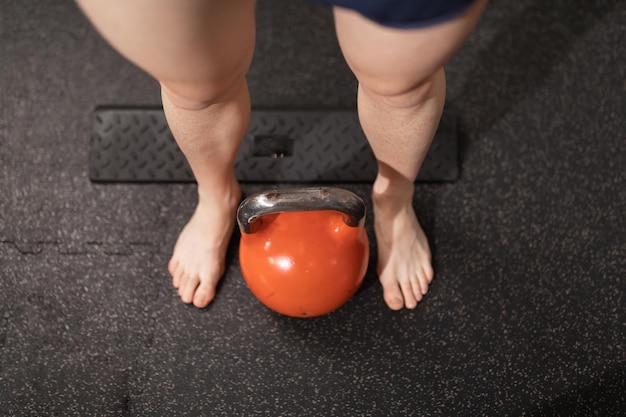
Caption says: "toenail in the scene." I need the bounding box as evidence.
[389,298,403,309]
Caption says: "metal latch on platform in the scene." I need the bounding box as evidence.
[251,135,294,159]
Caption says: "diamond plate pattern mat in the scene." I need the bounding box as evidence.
[89,107,458,183]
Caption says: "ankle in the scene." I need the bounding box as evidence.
[372,177,415,210]
[197,176,241,208]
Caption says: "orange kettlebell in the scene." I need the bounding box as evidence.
[237,187,369,318]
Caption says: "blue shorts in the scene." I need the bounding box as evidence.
[313,0,476,29]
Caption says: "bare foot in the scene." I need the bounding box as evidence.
[168,183,241,308]
[373,189,434,310]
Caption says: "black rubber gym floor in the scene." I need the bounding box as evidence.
[1,0,624,415]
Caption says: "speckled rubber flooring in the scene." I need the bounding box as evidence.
[1,0,624,416]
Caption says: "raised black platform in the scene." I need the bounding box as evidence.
[89,107,458,183]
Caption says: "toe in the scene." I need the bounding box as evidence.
[179,275,200,304]
[168,258,178,277]
[381,278,404,311]
[176,270,189,292]
[171,262,184,289]
[167,258,180,288]
[423,269,433,295]
[417,264,434,299]
[411,254,432,298]
[414,270,429,298]
[193,281,216,308]
[424,263,434,284]
[413,281,425,302]
[400,278,419,309]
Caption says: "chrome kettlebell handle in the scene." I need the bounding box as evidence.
[237,187,366,234]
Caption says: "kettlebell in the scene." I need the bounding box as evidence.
[237,187,369,318]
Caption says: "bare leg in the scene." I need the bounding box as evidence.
[162,81,249,308]
[333,0,488,309]
[75,0,256,307]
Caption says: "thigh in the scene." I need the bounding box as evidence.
[333,0,488,96]
[75,0,256,91]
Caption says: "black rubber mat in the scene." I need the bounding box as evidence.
[89,107,458,182]
[5,1,626,415]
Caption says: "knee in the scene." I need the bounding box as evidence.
[160,75,247,111]
[359,69,445,110]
